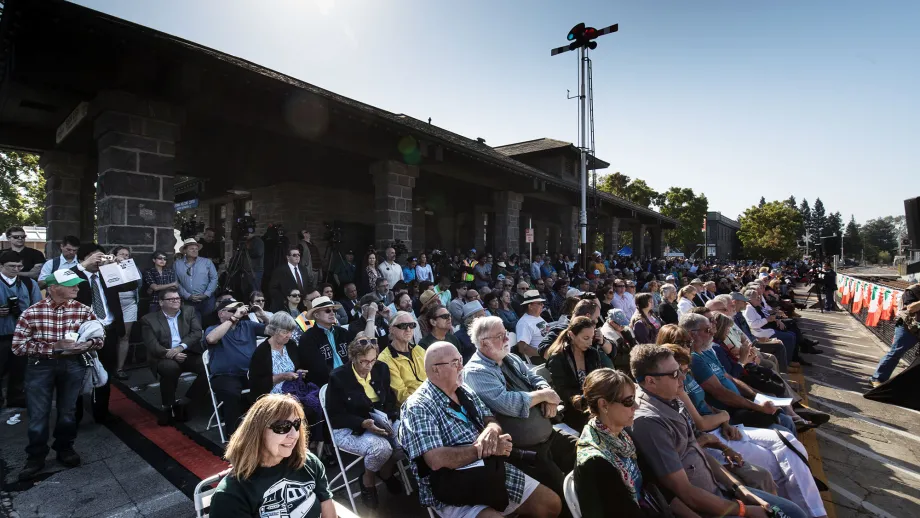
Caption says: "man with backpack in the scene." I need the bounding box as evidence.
[38,235,81,289]
[0,250,43,408]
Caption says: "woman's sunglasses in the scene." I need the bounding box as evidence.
[269,418,302,434]
[394,322,417,330]
[356,338,379,347]
[616,396,636,408]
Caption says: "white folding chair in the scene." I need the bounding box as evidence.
[319,384,412,513]
[194,468,232,518]
[202,349,249,443]
[563,471,581,518]
[202,350,226,443]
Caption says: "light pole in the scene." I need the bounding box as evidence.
[551,22,618,269]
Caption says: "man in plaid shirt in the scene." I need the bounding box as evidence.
[398,342,561,518]
[12,269,104,481]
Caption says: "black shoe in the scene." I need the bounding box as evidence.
[56,448,81,467]
[18,458,45,481]
[361,485,379,509]
[383,474,404,494]
[801,346,824,355]
[157,406,173,426]
[804,339,820,347]
[796,408,831,425]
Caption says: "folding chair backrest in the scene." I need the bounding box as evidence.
[194,469,232,518]
[318,384,335,447]
[202,349,211,373]
[563,471,581,518]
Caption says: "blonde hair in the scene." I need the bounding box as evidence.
[678,285,696,299]
[224,394,308,481]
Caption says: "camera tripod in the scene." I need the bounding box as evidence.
[802,276,825,314]
[220,241,255,299]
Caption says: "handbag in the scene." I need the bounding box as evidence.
[428,455,509,511]
[81,351,108,395]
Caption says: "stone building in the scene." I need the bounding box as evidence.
[0,0,675,269]
[706,211,742,259]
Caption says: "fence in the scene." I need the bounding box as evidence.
[834,275,917,365]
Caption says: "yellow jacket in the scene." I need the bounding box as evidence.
[378,344,427,404]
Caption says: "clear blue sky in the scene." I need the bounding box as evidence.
[73,0,917,224]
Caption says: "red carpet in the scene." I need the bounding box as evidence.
[110,385,229,479]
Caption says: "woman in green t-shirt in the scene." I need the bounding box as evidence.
[210,394,336,518]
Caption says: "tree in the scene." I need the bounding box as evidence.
[798,199,811,239]
[0,151,45,231]
[862,217,899,258]
[597,172,660,208]
[810,198,826,238]
[737,201,802,260]
[842,215,861,257]
[657,187,708,254]
[825,211,843,239]
[758,196,766,208]
[784,196,797,209]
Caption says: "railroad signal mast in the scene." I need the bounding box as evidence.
[551,22,618,269]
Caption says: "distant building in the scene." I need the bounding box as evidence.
[705,212,741,259]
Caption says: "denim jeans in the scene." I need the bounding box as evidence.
[824,286,837,311]
[872,325,918,382]
[24,356,87,458]
[745,487,808,518]
[772,330,798,361]
[186,296,215,323]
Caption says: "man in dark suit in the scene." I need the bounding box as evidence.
[141,286,206,425]
[71,244,138,423]
[338,282,361,323]
[269,246,314,312]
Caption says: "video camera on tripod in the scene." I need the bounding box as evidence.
[234,212,257,241]
[323,221,343,244]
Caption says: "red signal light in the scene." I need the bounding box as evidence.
[584,27,597,39]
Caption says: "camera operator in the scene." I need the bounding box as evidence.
[0,251,42,408]
[821,261,837,311]
[463,316,575,517]
[197,228,223,266]
[204,300,266,436]
[297,230,322,284]
[399,342,562,518]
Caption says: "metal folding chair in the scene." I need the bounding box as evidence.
[202,349,226,443]
[563,471,581,518]
[193,468,232,518]
[319,384,412,513]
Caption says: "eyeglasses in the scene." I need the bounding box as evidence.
[355,338,379,347]
[290,253,301,257]
[645,369,681,379]
[2,264,23,270]
[8,234,25,239]
[186,267,193,276]
[432,359,463,369]
[161,297,181,302]
[435,313,451,321]
[356,358,377,367]
[289,294,302,298]
[253,298,265,304]
[484,333,508,343]
[154,256,167,261]
[394,322,417,330]
[268,418,302,434]
[615,395,636,408]
[316,308,333,314]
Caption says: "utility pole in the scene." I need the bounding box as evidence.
[552,22,618,269]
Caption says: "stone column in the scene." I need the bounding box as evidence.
[94,96,182,266]
[650,226,664,258]
[492,191,522,256]
[40,151,87,258]
[371,160,418,253]
[634,223,647,259]
[603,217,620,255]
[560,206,580,257]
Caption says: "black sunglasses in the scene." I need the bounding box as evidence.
[394,322,417,330]
[615,395,636,408]
[356,337,379,347]
[645,370,681,380]
[269,418,302,434]
[435,313,452,320]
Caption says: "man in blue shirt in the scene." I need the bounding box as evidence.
[205,299,266,436]
[0,250,43,408]
[175,239,218,321]
[681,314,797,437]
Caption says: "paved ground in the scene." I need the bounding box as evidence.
[2,299,918,518]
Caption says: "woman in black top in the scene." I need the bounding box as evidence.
[326,335,403,509]
[573,369,676,518]
[210,394,335,518]
[658,283,679,325]
[249,312,309,399]
[545,316,605,434]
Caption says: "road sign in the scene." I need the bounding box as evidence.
[175,199,199,211]
[525,228,534,243]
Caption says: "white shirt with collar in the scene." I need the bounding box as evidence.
[378,260,403,287]
[288,262,303,285]
[1,272,17,286]
[79,264,114,327]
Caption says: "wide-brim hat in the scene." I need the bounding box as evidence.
[306,296,342,319]
[179,238,200,252]
[521,289,545,305]
[44,269,85,287]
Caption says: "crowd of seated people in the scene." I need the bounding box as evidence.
[4,222,841,515]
